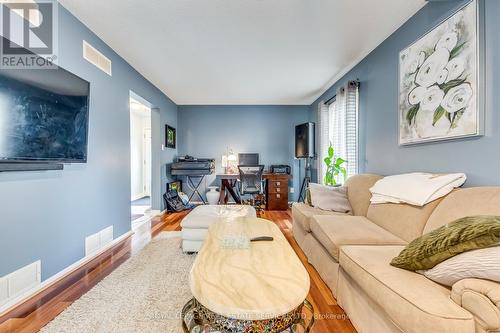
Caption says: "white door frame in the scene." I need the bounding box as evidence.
[143,127,152,197]
[130,92,153,206]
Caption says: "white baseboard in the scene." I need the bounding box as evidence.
[131,192,151,202]
[148,209,161,217]
[0,230,133,316]
[131,209,163,229]
[131,193,146,201]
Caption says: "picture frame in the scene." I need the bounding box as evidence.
[165,124,176,149]
[167,180,182,193]
[398,0,485,146]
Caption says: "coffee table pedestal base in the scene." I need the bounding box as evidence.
[182,298,314,333]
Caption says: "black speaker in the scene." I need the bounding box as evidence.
[295,122,315,158]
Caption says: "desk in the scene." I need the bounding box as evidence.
[217,173,291,210]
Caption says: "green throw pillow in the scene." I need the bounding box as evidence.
[391,215,500,271]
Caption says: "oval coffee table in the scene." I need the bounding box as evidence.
[182,217,314,333]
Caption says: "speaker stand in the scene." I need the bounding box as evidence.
[298,157,312,202]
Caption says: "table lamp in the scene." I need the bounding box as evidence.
[227,149,237,174]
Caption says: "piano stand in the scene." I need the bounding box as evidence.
[186,175,207,204]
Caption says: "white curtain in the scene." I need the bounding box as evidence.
[317,81,359,184]
[317,101,329,184]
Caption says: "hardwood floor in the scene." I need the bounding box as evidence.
[0,209,356,333]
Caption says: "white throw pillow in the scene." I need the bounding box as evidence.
[420,246,500,287]
[308,183,352,213]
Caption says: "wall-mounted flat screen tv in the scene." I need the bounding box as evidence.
[0,49,90,163]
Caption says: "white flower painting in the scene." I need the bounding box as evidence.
[399,0,480,145]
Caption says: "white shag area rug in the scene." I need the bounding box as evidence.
[40,232,195,333]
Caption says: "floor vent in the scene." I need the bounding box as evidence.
[0,261,41,307]
[83,40,112,76]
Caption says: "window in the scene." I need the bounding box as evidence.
[317,81,359,185]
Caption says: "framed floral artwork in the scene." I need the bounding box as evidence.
[399,0,484,145]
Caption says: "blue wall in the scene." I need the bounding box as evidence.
[0,3,177,280]
[177,105,309,201]
[310,0,500,186]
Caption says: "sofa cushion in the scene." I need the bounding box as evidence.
[424,187,500,234]
[310,215,407,261]
[339,246,475,333]
[291,202,345,232]
[344,174,383,216]
[366,198,442,243]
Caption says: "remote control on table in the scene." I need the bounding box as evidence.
[250,236,274,242]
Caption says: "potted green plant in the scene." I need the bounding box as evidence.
[323,144,347,186]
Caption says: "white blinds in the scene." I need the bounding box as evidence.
[344,82,359,178]
[317,81,359,184]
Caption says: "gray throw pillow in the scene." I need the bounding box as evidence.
[309,183,352,213]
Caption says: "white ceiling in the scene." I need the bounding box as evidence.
[59,0,426,105]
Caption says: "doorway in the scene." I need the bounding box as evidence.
[130,96,152,225]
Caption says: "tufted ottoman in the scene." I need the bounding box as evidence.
[181,205,257,252]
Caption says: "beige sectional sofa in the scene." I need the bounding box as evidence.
[292,174,500,333]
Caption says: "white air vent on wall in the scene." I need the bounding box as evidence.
[0,278,8,306]
[85,232,101,256]
[83,40,112,76]
[85,226,114,256]
[100,226,114,246]
[0,261,41,307]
